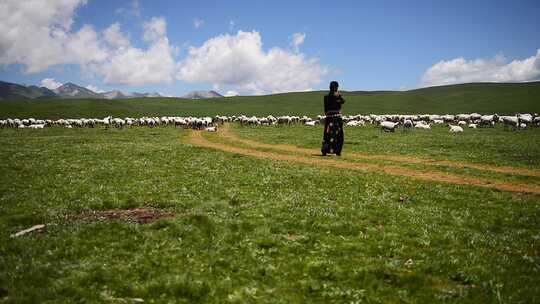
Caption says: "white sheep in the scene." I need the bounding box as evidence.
[346,120,364,127]
[533,116,540,126]
[415,122,431,129]
[449,125,463,133]
[1,113,527,132]
[501,116,519,129]
[277,116,293,125]
[403,119,413,129]
[457,114,471,121]
[518,113,532,124]
[480,115,498,127]
[380,121,399,132]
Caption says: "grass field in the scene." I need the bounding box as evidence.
[1,123,539,303]
[1,82,540,118]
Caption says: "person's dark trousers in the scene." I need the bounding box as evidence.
[321,116,344,155]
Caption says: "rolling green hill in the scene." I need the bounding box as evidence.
[0,82,539,119]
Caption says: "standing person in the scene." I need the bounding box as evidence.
[321,81,345,156]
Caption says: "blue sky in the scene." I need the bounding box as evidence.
[1,0,539,96]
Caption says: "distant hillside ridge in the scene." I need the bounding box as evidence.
[1,81,539,118]
[0,80,166,100]
[54,82,102,98]
[0,81,56,99]
[182,90,224,99]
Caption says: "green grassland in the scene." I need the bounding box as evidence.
[233,124,540,169]
[228,124,540,188]
[1,82,540,118]
[1,82,540,302]
[1,125,540,303]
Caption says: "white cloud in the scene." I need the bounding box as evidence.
[0,0,108,73]
[229,20,235,32]
[115,0,140,17]
[96,38,176,86]
[193,18,204,29]
[85,85,104,93]
[225,90,239,97]
[291,32,306,53]
[177,31,327,94]
[0,1,178,87]
[1,3,328,92]
[92,17,177,86]
[131,0,141,17]
[421,49,540,87]
[103,23,130,48]
[64,25,108,64]
[40,78,62,90]
[142,17,166,42]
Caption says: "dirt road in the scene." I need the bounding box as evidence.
[218,124,540,178]
[187,126,540,195]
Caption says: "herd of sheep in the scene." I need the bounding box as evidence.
[1,113,539,133]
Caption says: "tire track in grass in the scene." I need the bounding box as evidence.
[220,124,540,178]
[187,130,540,195]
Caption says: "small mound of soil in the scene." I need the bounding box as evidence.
[70,207,174,224]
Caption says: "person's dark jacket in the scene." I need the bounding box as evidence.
[324,92,345,114]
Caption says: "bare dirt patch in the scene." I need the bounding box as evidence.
[219,124,540,178]
[69,207,175,224]
[188,129,540,195]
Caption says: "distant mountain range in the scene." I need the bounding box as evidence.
[181,90,223,99]
[0,81,57,99]
[0,80,225,100]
